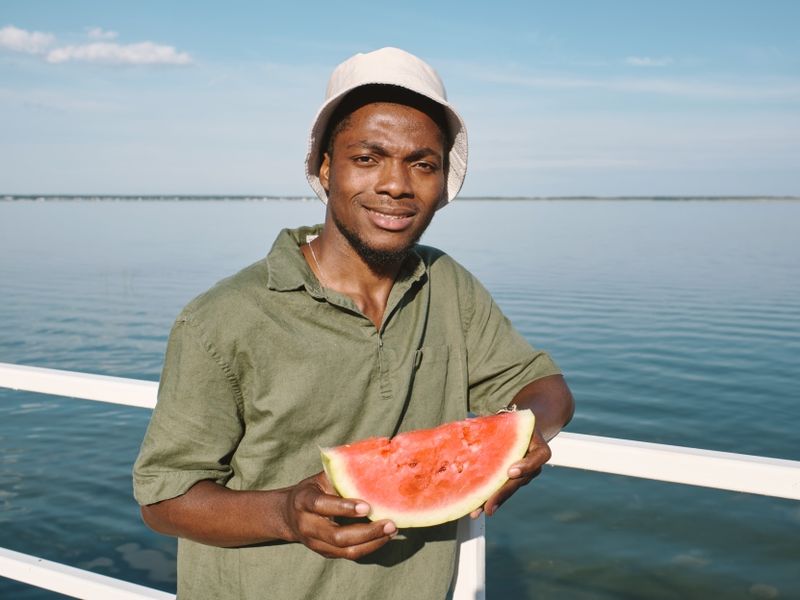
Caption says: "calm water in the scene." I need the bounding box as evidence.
[1,199,798,599]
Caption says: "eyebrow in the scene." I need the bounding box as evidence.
[346,140,442,162]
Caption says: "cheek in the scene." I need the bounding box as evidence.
[415,173,446,202]
[328,162,372,194]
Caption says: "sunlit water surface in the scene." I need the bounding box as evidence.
[1,199,798,599]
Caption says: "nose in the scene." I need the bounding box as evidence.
[375,159,413,199]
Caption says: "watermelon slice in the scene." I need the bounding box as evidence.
[321,409,535,528]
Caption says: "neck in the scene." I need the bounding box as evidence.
[303,225,406,329]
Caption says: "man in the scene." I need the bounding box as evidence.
[133,47,573,599]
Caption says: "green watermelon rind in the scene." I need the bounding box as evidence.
[320,410,536,528]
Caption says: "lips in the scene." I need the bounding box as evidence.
[364,206,416,231]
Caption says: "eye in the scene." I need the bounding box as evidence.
[353,155,377,165]
[414,161,439,173]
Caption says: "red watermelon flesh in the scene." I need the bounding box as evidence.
[320,409,535,528]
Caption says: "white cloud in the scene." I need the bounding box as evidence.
[0,25,54,54]
[0,24,191,66]
[625,56,673,67]
[86,27,118,41]
[46,41,192,65]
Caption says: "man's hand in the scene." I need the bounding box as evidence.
[469,429,551,518]
[140,473,396,560]
[283,472,397,560]
[469,373,573,519]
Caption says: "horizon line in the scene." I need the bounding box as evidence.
[3,194,800,201]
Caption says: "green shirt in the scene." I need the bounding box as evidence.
[133,225,560,600]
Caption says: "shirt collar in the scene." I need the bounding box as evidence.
[266,225,324,294]
[266,225,428,297]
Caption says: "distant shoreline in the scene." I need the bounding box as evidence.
[2,194,800,202]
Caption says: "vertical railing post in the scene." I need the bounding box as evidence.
[451,514,486,600]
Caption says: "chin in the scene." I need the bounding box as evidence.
[334,215,421,269]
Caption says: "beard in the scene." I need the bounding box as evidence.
[331,210,427,271]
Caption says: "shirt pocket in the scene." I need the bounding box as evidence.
[403,344,466,429]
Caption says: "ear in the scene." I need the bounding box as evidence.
[319,152,331,192]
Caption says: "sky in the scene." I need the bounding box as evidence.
[1,0,798,197]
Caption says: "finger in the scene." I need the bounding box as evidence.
[312,471,338,495]
[508,440,552,479]
[304,514,397,549]
[484,467,541,516]
[296,488,371,519]
[508,451,549,478]
[483,480,521,517]
[307,526,396,560]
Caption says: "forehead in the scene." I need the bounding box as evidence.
[336,102,446,151]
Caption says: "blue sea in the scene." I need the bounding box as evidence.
[1,198,798,599]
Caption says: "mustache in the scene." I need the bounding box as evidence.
[356,196,419,214]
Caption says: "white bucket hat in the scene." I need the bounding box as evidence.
[305,47,468,207]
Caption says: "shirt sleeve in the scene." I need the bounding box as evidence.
[463,274,561,416]
[132,314,245,506]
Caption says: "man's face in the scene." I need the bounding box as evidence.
[320,101,446,267]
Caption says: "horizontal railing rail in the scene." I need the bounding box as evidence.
[3,362,798,500]
[1,361,799,599]
[0,363,159,409]
[0,548,173,600]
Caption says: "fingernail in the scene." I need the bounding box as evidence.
[508,467,521,477]
[383,522,397,536]
[354,502,370,515]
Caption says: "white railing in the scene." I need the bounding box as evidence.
[1,361,799,599]
[0,548,174,600]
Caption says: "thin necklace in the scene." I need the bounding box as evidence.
[308,237,326,287]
